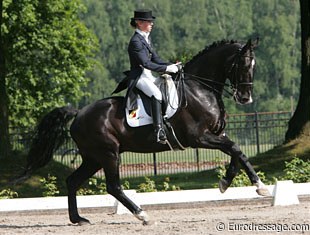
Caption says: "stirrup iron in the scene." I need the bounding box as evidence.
[155,127,167,144]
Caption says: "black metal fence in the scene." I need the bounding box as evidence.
[10,111,291,178]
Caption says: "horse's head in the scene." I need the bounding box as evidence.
[229,38,258,105]
[183,39,258,105]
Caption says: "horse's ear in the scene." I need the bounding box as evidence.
[241,38,258,54]
[247,37,259,49]
[246,39,252,46]
[241,39,252,53]
[252,37,259,48]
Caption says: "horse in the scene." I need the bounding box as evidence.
[19,38,270,225]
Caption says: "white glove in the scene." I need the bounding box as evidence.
[166,64,179,73]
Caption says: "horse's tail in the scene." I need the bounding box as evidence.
[14,106,78,183]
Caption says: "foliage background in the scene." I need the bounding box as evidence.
[2,0,301,128]
[2,0,97,127]
[79,0,301,115]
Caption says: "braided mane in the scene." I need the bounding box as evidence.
[185,39,239,67]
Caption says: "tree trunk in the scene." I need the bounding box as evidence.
[285,0,310,141]
[0,0,11,159]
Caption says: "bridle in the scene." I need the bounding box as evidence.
[228,47,254,93]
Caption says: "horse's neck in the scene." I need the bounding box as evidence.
[182,56,227,115]
[181,79,226,135]
[184,62,226,96]
[183,79,225,114]
[185,56,227,89]
[180,43,240,118]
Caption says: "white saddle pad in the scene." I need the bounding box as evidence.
[126,76,179,127]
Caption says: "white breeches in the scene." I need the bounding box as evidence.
[136,69,162,101]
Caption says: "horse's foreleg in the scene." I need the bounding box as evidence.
[237,151,270,196]
[197,133,270,196]
[224,144,259,187]
[66,160,100,225]
[103,153,151,225]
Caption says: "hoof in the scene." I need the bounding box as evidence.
[219,179,229,193]
[143,220,155,226]
[78,220,91,226]
[71,216,91,225]
[134,210,151,225]
[256,188,271,196]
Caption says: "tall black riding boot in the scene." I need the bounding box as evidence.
[151,97,167,144]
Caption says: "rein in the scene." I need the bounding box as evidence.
[171,67,233,111]
[182,72,234,97]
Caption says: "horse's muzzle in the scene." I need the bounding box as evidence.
[234,92,253,105]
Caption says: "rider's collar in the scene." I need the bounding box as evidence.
[135,29,150,43]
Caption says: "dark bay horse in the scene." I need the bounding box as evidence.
[20,39,270,225]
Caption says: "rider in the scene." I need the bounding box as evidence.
[127,9,179,144]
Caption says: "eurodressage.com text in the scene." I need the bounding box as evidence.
[216,222,310,233]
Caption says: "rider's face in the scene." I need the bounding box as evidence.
[137,20,153,33]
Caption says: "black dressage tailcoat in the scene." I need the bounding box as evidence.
[113,32,170,95]
[128,32,169,79]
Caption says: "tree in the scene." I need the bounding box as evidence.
[0,0,96,159]
[0,0,11,158]
[285,0,310,141]
[251,0,300,112]
[79,0,117,104]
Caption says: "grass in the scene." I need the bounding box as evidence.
[1,127,309,198]
[122,169,219,191]
[0,152,73,198]
[250,132,310,180]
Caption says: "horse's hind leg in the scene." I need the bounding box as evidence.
[102,151,150,225]
[66,159,101,225]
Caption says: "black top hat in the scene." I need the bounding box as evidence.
[131,9,156,21]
